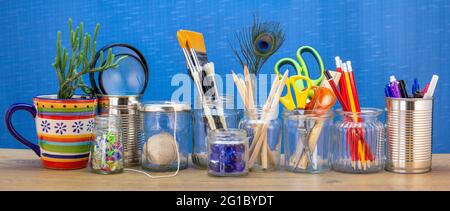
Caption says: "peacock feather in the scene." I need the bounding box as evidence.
[230,15,285,75]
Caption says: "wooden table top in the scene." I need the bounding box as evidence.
[0,149,449,191]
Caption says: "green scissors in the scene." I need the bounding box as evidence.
[274,46,325,93]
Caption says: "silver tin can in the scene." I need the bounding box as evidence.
[98,95,143,167]
[385,97,433,173]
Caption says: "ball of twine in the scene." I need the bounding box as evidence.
[144,132,178,165]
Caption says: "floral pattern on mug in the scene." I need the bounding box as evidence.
[41,120,51,133]
[72,121,84,134]
[86,120,95,132]
[54,122,67,135]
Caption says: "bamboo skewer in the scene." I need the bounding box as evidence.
[232,69,288,170]
[262,134,268,168]
[232,71,253,118]
[247,71,289,168]
[248,78,279,154]
[249,78,279,152]
[244,66,256,110]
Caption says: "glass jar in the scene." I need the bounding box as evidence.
[239,107,282,171]
[192,96,240,169]
[207,129,249,177]
[283,109,333,173]
[139,102,191,172]
[90,114,124,174]
[332,108,385,173]
[98,95,143,167]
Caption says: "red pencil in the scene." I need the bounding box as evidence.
[325,70,350,111]
[346,61,361,112]
[335,57,349,105]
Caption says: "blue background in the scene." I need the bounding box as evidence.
[0,0,449,152]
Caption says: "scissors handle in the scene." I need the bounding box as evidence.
[305,86,337,112]
[274,57,303,76]
[279,75,313,111]
[279,77,297,111]
[296,46,325,87]
[290,75,312,109]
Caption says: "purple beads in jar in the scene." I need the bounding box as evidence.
[207,129,249,177]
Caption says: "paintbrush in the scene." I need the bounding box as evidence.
[177,30,217,99]
[204,62,227,129]
[177,30,217,130]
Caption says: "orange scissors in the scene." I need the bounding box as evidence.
[305,86,337,112]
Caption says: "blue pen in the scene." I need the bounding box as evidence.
[412,78,420,94]
[385,84,392,97]
[412,78,424,98]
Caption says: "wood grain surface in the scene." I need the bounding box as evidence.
[0,149,449,191]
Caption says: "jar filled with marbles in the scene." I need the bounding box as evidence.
[192,96,240,169]
[90,115,124,174]
[139,102,191,172]
[207,129,249,177]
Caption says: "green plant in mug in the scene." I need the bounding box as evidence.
[53,18,126,99]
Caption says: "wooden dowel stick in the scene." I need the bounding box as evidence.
[248,71,289,167]
[262,136,268,169]
[244,65,255,110]
[249,78,279,152]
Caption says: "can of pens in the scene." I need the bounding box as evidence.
[385,97,433,173]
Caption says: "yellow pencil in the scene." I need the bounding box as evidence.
[343,63,365,169]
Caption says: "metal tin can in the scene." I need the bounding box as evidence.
[385,97,433,173]
[98,95,143,167]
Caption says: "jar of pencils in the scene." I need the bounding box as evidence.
[207,129,249,177]
[283,109,333,173]
[332,108,385,173]
[192,96,240,169]
[139,102,191,172]
[239,107,282,171]
[90,114,124,174]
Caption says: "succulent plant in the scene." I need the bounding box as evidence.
[52,18,126,99]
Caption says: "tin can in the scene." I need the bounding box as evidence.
[98,95,143,167]
[385,97,433,173]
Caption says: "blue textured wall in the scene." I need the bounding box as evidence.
[0,0,449,152]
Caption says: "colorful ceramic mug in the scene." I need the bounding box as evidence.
[5,95,97,169]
